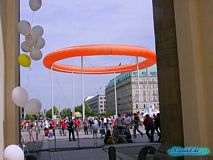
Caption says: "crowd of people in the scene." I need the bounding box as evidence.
[21,112,160,144]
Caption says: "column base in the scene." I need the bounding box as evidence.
[154,143,184,160]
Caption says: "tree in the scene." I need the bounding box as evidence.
[75,102,93,117]
[60,108,72,119]
[95,111,115,117]
[45,106,60,119]
[25,114,37,121]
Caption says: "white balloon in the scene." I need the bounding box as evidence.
[4,145,24,160]
[30,48,42,61]
[29,0,42,11]
[34,37,45,49]
[17,20,31,35]
[25,99,42,114]
[12,87,28,107]
[25,33,38,47]
[21,41,33,52]
[31,25,44,39]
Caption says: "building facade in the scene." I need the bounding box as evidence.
[105,71,159,114]
[86,95,106,114]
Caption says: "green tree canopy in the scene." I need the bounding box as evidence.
[45,106,60,119]
[60,108,72,119]
[75,102,93,117]
[25,114,37,121]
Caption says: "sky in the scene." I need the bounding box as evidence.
[20,0,156,111]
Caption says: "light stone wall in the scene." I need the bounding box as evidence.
[105,75,159,114]
[0,1,20,159]
[174,0,213,151]
[0,0,5,158]
[86,95,106,114]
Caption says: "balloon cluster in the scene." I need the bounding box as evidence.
[18,0,44,68]
[6,1,43,160]
[12,87,42,115]
[11,0,43,115]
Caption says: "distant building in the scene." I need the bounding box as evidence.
[86,95,106,114]
[85,96,94,102]
[105,71,159,114]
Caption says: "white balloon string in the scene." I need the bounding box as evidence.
[31,11,35,26]
[26,67,31,94]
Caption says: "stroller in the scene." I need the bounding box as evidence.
[112,125,132,144]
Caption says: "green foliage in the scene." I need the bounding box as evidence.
[60,108,72,119]
[93,111,115,117]
[74,105,82,113]
[45,106,60,119]
[75,102,93,117]
[25,114,37,121]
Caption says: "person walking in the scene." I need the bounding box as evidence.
[67,117,76,141]
[124,114,132,129]
[132,113,143,138]
[154,113,161,142]
[61,120,66,136]
[115,114,124,126]
[143,114,155,142]
[83,119,89,135]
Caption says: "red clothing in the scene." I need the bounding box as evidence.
[74,119,81,128]
[61,121,66,129]
[143,117,153,126]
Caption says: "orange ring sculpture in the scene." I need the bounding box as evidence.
[43,44,156,74]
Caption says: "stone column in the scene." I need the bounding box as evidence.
[2,0,20,146]
[152,0,184,159]
[0,0,6,157]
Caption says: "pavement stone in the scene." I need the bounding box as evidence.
[23,127,160,160]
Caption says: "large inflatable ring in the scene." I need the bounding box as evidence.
[43,44,156,74]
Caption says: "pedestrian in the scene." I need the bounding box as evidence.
[132,113,143,138]
[28,123,34,142]
[124,114,132,129]
[67,117,76,141]
[61,120,66,136]
[104,130,112,144]
[35,121,40,141]
[100,124,106,138]
[154,113,161,142]
[103,117,108,129]
[143,114,155,142]
[115,114,124,127]
[83,119,89,135]
[88,118,93,134]
[108,116,112,130]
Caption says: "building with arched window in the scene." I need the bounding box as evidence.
[105,71,159,114]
